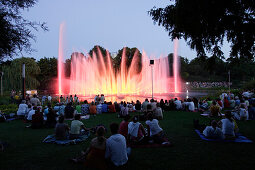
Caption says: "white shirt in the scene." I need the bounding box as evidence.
[174,100,182,109]
[221,119,235,136]
[48,96,52,101]
[105,134,128,166]
[17,103,28,115]
[145,119,163,136]
[203,126,223,139]
[240,108,249,120]
[27,110,35,121]
[70,120,84,135]
[155,107,163,118]
[128,122,140,137]
[188,102,195,111]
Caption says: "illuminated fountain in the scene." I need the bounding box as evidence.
[57,25,182,101]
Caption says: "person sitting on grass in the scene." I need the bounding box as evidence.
[17,100,28,119]
[145,113,168,144]
[209,101,221,117]
[81,100,90,115]
[239,104,249,120]
[219,111,236,140]
[89,102,97,115]
[69,114,91,139]
[45,107,58,128]
[120,102,128,117]
[55,116,69,140]
[118,115,130,140]
[154,103,163,120]
[128,116,146,145]
[102,101,108,113]
[203,120,223,139]
[27,105,36,122]
[64,102,74,119]
[71,126,107,170]
[105,123,128,168]
[75,102,81,114]
[108,102,116,113]
[31,108,44,129]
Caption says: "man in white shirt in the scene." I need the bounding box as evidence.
[30,94,41,106]
[105,123,128,167]
[27,106,36,121]
[174,98,182,110]
[17,100,28,118]
[47,94,52,103]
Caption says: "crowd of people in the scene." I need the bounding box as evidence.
[190,81,231,88]
[5,90,255,168]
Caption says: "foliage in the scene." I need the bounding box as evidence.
[1,57,40,91]
[149,0,255,59]
[0,0,48,60]
[114,47,142,73]
[0,104,17,114]
[243,80,255,90]
[37,57,57,90]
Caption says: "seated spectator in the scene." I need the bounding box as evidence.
[235,96,241,106]
[150,99,157,113]
[224,97,230,108]
[159,99,165,111]
[81,100,90,115]
[239,104,249,120]
[31,108,44,129]
[70,114,91,139]
[102,102,108,113]
[25,104,32,119]
[17,100,28,119]
[174,98,182,110]
[128,116,146,144]
[219,111,236,139]
[146,104,152,113]
[108,102,116,113]
[58,103,65,116]
[72,126,107,170]
[199,100,209,111]
[89,102,97,115]
[118,115,130,140]
[30,94,41,106]
[154,103,163,120]
[105,123,128,167]
[75,103,81,114]
[187,98,195,112]
[216,98,223,109]
[27,106,36,121]
[45,108,58,128]
[145,113,166,144]
[64,102,74,119]
[120,103,129,117]
[203,120,223,139]
[209,101,221,117]
[114,101,120,112]
[142,99,149,112]
[248,103,255,120]
[135,100,141,112]
[96,103,103,114]
[229,97,235,108]
[55,116,69,140]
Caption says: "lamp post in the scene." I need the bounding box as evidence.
[22,63,25,100]
[0,72,3,96]
[150,60,154,99]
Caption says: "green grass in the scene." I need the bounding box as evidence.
[0,111,255,170]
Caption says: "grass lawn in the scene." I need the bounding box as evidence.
[0,111,255,170]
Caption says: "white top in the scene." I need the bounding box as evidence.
[221,119,235,136]
[174,100,182,109]
[17,103,28,115]
[27,110,35,121]
[188,102,195,111]
[121,107,129,116]
[145,119,163,136]
[105,134,128,166]
[151,102,157,111]
[30,97,40,106]
[203,126,223,139]
[240,108,249,120]
[155,107,163,118]
[48,96,52,101]
[100,96,105,103]
[128,122,140,137]
[70,120,84,135]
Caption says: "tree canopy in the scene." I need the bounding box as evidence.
[0,0,47,60]
[149,0,255,59]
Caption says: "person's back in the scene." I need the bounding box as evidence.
[108,104,116,113]
[46,109,57,128]
[105,123,128,167]
[174,99,182,110]
[55,116,69,140]
[118,116,130,139]
[89,104,97,115]
[96,104,103,114]
[31,109,43,129]
[65,103,74,119]
[155,106,163,120]
[17,100,28,116]
[30,95,40,106]
[81,103,90,115]
[221,112,235,138]
[76,104,81,114]
[27,108,36,121]
[210,102,220,117]
[203,120,223,139]
[142,100,149,112]
[135,101,141,111]
[102,103,108,113]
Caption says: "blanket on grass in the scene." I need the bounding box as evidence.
[129,137,172,148]
[195,129,253,143]
[43,132,90,145]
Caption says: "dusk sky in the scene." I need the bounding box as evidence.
[21,0,230,61]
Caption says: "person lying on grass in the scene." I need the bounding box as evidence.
[71,126,107,170]
[69,114,91,140]
[203,120,224,139]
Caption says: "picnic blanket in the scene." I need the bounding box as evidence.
[200,113,225,117]
[43,132,90,145]
[195,129,253,143]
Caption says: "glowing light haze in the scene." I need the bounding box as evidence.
[57,24,181,97]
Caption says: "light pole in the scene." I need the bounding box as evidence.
[150,60,154,99]
[228,70,231,93]
[22,63,25,99]
[0,72,3,96]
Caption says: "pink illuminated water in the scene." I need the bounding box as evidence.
[57,26,182,101]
